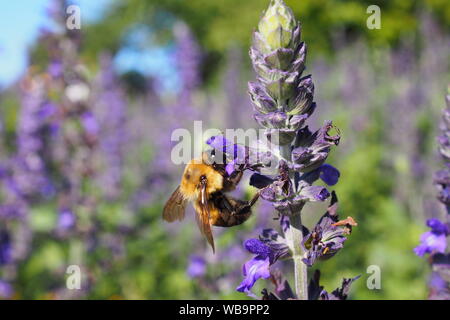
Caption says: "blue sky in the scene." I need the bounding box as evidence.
[0,0,114,88]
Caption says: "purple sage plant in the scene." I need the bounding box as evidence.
[415,89,450,300]
[224,0,359,300]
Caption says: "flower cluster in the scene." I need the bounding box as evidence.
[235,191,357,297]
[415,91,450,299]
[246,0,341,218]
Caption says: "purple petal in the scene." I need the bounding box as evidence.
[249,173,274,189]
[236,256,270,293]
[319,164,340,186]
[244,239,271,258]
[426,218,448,235]
[414,231,447,257]
[57,210,76,230]
[299,185,330,202]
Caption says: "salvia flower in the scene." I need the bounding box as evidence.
[414,219,449,257]
[236,239,272,294]
[237,228,290,294]
[302,193,357,266]
[236,235,289,294]
[291,121,340,172]
[252,160,332,216]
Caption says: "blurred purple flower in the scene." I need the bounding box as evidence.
[81,111,100,136]
[174,21,202,104]
[428,272,450,300]
[93,53,128,200]
[57,209,76,231]
[0,280,12,299]
[186,255,207,278]
[16,75,55,198]
[414,218,448,257]
[47,59,63,78]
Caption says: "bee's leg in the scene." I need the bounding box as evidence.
[227,192,260,217]
[230,170,243,186]
[223,170,243,192]
[247,192,260,208]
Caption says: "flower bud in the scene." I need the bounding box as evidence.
[258,0,297,50]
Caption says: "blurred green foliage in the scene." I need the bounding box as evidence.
[83,0,450,58]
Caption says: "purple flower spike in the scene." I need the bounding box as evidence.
[414,218,448,257]
[186,255,207,278]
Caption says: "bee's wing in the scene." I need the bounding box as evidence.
[162,186,188,222]
[195,179,215,253]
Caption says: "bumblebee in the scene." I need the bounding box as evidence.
[163,152,259,252]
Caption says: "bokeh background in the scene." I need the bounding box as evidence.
[0,0,449,300]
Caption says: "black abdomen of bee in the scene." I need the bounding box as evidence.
[210,192,253,227]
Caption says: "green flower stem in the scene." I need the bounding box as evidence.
[280,144,308,300]
[288,212,308,300]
